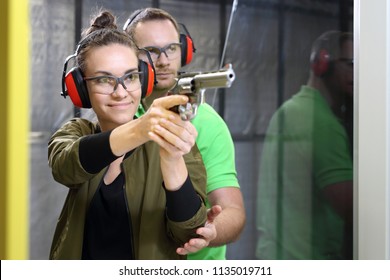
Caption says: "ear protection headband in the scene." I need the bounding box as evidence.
[310,31,345,77]
[61,35,155,108]
[178,23,196,67]
[310,48,331,77]
[123,12,196,67]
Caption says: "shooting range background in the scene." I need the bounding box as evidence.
[29,0,353,259]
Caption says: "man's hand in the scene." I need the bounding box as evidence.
[176,205,222,255]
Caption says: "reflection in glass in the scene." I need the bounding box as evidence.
[256,31,353,260]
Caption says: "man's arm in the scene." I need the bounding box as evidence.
[176,187,245,255]
[322,181,353,224]
[322,181,353,259]
[176,103,245,255]
[207,187,245,246]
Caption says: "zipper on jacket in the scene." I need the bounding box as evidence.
[121,165,136,259]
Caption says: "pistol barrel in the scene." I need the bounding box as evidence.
[192,68,235,90]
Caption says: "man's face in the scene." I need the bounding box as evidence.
[134,19,182,95]
[331,40,354,99]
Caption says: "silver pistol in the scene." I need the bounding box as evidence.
[169,63,235,120]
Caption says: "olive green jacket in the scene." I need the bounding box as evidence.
[48,118,207,260]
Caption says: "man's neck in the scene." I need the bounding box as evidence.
[307,76,351,118]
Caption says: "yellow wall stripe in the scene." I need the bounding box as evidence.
[0,0,7,259]
[0,0,30,259]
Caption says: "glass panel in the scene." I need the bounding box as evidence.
[222,0,353,259]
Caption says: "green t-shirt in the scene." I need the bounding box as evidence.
[137,102,240,260]
[256,86,353,259]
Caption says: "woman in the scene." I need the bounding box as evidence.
[48,10,207,260]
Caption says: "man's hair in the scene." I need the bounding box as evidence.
[309,30,353,77]
[123,8,180,39]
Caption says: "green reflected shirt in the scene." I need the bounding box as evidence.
[256,86,353,259]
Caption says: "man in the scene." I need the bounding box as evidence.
[124,8,245,260]
[256,31,353,259]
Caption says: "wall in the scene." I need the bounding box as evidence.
[355,0,390,259]
[0,0,29,260]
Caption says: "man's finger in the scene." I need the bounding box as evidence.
[207,205,222,221]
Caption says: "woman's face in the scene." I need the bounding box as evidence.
[84,43,141,131]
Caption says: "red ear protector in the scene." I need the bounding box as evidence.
[310,49,330,77]
[61,40,155,108]
[309,31,347,77]
[178,23,196,66]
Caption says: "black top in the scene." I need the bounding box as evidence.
[82,172,133,260]
[78,130,202,260]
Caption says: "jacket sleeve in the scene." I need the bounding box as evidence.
[48,118,99,186]
[165,144,208,245]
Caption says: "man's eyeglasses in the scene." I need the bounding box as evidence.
[84,72,142,95]
[138,43,182,63]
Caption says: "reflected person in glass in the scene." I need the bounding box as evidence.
[256,31,353,260]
